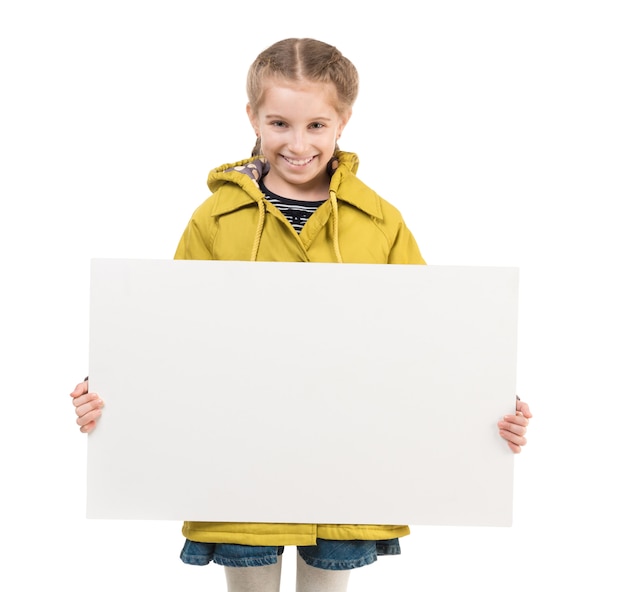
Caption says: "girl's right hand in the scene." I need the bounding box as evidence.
[70,380,104,433]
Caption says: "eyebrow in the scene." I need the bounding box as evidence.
[263,114,334,122]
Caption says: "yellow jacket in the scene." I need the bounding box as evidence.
[175,151,425,545]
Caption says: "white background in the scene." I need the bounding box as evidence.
[1,1,624,590]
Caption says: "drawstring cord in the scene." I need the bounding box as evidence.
[250,199,266,261]
[330,190,343,263]
[250,192,342,263]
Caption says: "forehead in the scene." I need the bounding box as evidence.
[258,78,340,113]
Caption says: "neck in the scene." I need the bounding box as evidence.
[262,175,329,202]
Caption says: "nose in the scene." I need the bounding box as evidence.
[287,128,307,154]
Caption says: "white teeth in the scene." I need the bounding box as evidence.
[284,156,313,166]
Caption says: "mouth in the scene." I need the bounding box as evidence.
[282,155,316,167]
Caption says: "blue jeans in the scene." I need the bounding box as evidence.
[180,538,401,570]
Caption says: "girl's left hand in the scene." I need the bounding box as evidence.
[498,398,532,453]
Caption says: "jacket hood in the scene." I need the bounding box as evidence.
[204,151,381,262]
[206,151,381,219]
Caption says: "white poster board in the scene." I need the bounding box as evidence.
[87,259,518,526]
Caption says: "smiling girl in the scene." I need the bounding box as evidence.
[71,37,532,592]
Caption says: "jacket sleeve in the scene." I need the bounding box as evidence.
[388,221,427,265]
[173,214,214,260]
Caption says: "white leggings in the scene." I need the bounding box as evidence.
[224,553,351,592]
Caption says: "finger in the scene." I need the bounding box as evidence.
[70,380,89,398]
[507,441,522,454]
[75,396,104,418]
[498,419,527,437]
[72,392,101,409]
[516,399,533,418]
[502,413,529,427]
[499,429,527,450]
[76,406,102,428]
[75,397,103,417]
[79,420,98,434]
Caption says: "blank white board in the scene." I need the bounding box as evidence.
[87,259,518,526]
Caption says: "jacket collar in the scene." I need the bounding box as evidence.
[206,151,383,220]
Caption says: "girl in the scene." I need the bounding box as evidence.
[71,38,532,592]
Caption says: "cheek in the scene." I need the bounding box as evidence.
[260,132,278,148]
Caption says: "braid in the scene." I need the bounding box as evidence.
[251,136,262,157]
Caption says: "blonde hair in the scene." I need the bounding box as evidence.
[247,38,359,117]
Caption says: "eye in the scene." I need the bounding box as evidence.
[271,120,287,128]
[310,122,325,129]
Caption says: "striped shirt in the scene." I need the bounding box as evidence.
[260,179,326,234]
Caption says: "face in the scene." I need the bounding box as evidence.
[247,79,351,200]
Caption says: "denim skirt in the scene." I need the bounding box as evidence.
[180,537,401,570]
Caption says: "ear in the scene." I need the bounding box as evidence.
[246,103,259,135]
[336,108,352,140]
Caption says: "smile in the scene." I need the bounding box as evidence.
[282,155,315,166]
